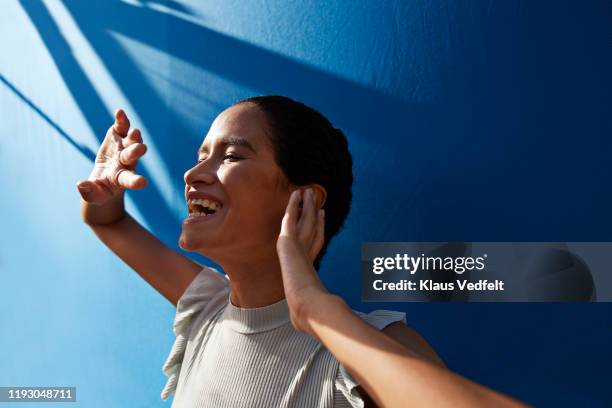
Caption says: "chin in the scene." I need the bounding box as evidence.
[178,232,200,252]
[179,232,217,258]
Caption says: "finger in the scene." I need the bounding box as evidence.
[123,128,143,147]
[119,143,147,166]
[297,188,316,244]
[280,189,301,238]
[115,169,148,190]
[309,209,325,262]
[113,109,130,137]
[76,180,110,204]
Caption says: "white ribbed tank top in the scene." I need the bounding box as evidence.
[161,266,405,407]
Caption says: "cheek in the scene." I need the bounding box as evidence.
[221,165,281,202]
[219,163,259,185]
[221,168,285,231]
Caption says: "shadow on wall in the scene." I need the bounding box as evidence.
[15,0,612,245]
[0,74,97,161]
[8,1,612,405]
[16,0,446,250]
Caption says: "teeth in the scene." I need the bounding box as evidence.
[188,198,222,212]
[188,212,215,218]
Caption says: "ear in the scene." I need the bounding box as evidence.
[306,184,327,209]
[287,184,327,209]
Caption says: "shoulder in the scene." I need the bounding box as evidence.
[161,265,229,401]
[174,265,230,331]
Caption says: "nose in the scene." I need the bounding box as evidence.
[184,160,216,186]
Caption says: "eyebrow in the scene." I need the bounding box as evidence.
[198,136,256,155]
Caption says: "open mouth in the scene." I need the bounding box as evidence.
[187,198,222,219]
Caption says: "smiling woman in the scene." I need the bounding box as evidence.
[76,97,526,407]
[178,101,299,283]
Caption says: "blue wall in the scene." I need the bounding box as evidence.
[1,0,611,406]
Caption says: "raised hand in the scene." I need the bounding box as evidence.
[276,188,328,334]
[76,109,148,205]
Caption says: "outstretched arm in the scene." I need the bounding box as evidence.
[276,188,527,408]
[77,109,201,306]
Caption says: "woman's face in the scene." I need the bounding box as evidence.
[179,103,291,263]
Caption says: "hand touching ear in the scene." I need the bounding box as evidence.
[276,188,328,334]
[280,188,325,262]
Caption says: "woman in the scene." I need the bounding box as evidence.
[77,96,525,407]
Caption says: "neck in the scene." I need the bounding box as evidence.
[218,250,286,308]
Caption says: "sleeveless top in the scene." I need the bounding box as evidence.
[161,266,405,407]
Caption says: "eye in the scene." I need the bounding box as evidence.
[223,154,242,162]
[196,154,242,164]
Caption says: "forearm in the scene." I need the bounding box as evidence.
[305,294,526,408]
[80,192,200,305]
[80,192,126,226]
[84,212,200,305]
[277,190,526,407]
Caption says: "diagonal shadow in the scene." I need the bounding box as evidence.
[144,0,193,14]
[23,0,463,259]
[0,74,96,161]
[58,0,458,242]
[19,0,181,243]
[63,0,446,150]
[60,1,202,197]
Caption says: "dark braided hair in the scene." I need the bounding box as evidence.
[236,96,353,271]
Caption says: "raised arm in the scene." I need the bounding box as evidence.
[76,109,201,306]
[276,188,527,408]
